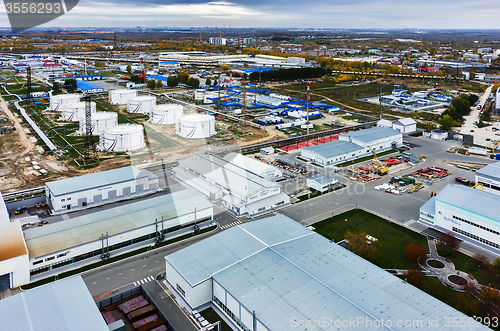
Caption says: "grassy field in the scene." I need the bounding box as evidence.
[437,246,500,289]
[313,209,428,269]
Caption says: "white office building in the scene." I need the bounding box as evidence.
[420,184,500,254]
[45,166,159,214]
[475,161,500,196]
[165,215,479,331]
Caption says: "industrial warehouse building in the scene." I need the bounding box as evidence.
[301,127,402,166]
[0,193,29,289]
[301,140,365,166]
[223,153,282,180]
[173,154,289,216]
[306,175,338,192]
[0,276,108,330]
[165,215,476,331]
[25,189,213,277]
[377,118,417,134]
[476,160,500,196]
[45,166,160,214]
[420,184,500,254]
[338,126,403,149]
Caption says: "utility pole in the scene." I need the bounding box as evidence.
[217,73,221,110]
[378,83,383,119]
[306,81,310,135]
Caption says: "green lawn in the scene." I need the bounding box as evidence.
[437,246,500,289]
[313,209,428,269]
[200,307,232,331]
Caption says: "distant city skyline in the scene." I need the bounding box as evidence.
[0,0,499,30]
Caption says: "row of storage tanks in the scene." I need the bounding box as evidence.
[48,90,216,152]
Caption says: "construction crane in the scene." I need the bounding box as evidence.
[367,145,389,175]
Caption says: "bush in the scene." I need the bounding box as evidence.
[403,243,427,261]
[403,269,425,287]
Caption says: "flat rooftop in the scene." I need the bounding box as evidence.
[340,126,401,144]
[303,140,362,159]
[24,189,212,259]
[45,166,156,196]
[0,275,108,331]
[166,215,477,331]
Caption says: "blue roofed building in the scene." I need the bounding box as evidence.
[76,80,104,93]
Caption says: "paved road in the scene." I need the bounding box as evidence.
[83,135,495,295]
[459,85,498,146]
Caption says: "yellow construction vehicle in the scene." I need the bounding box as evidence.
[486,141,500,154]
[368,146,389,175]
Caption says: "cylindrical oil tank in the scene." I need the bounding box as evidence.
[79,112,118,135]
[127,96,156,115]
[179,114,215,139]
[62,102,96,121]
[109,89,137,105]
[102,124,145,152]
[151,104,183,125]
[49,94,81,111]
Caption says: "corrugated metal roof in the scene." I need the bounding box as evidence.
[24,190,212,259]
[394,118,416,126]
[223,153,282,178]
[165,215,310,285]
[45,166,156,196]
[169,215,482,330]
[340,127,401,144]
[0,192,28,261]
[0,276,108,331]
[476,161,500,179]
[436,184,500,222]
[302,140,363,159]
[176,154,279,198]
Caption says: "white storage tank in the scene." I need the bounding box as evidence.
[109,89,137,105]
[62,101,96,122]
[151,104,183,125]
[79,112,118,135]
[49,94,81,111]
[127,96,156,115]
[102,124,145,152]
[179,114,215,139]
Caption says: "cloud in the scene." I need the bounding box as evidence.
[0,0,499,29]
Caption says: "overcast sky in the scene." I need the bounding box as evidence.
[1,0,500,29]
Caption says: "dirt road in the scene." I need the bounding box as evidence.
[0,98,35,160]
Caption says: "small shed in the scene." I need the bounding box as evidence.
[306,176,338,193]
[260,146,274,155]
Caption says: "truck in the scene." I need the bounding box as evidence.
[455,177,471,186]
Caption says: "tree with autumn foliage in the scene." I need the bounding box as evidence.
[345,231,380,261]
[480,287,500,309]
[403,243,427,261]
[403,269,425,287]
[439,232,459,249]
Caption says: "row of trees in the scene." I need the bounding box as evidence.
[438,94,479,131]
[248,67,330,82]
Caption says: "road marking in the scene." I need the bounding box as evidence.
[155,261,159,263]
[143,265,147,268]
[140,279,144,284]
[119,273,123,276]
[133,281,137,286]
[131,269,135,271]
[92,282,97,285]
[105,277,110,280]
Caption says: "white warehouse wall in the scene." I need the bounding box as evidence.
[46,176,158,213]
[29,207,213,272]
[0,254,30,288]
